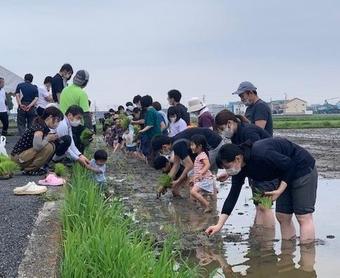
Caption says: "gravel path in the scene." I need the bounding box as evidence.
[0,136,44,278]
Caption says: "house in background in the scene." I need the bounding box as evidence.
[226,101,246,115]
[284,98,308,115]
[270,100,285,114]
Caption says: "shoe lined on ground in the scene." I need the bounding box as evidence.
[23,168,47,176]
[38,173,65,186]
[14,182,47,195]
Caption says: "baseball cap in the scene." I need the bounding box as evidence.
[232,81,257,95]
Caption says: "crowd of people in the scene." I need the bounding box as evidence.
[0,66,318,244]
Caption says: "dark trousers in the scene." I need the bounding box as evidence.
[72,125,86,154]
[36,107,45,117]
[0,112,9,135]
[55,135,72,156]
[17,106,37,136]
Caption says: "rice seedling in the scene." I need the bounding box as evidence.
[119,114,131,130]
[157,174,172,197]
[80,128,94,146]
[0,160,19,177]
[54,163,68,177]
[61,165,197,277]
[252,192,273,209]
[0,154,10,163]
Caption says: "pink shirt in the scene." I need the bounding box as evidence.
[193,152,213,179]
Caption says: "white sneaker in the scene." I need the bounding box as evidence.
[13,182,35,194]
[14,182,47,195]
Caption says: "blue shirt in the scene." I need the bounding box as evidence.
[90,159,106,183]
[245,99,273,136]
[222,137,315,215]
[15,82,38,103]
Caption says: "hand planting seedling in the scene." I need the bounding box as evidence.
[54,163,68,177]
[80,128,94,146]
[252,192,273,209]
[0,157,19,179]
[157,174,172,198]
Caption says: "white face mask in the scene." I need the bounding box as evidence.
[70,119,81,127]
[169,117,176,123]
[242,99,252,107]
[225,167,241,176]
[221,127,234,139]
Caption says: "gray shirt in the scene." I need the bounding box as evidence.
[245,99,273,136]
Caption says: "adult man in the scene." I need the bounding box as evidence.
[15,73,39,136]
[51,63,73,103]
[152,128,222,196]
[59,70,92,129]
[167,89,190,125]
[36,76,53,116]
[60,70,92,153]
[233,81,273,136]
[0,77,9,136]
[53,105,90,167]
[187,97,214,129]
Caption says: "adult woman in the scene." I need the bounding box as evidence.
[11,106,64,175]
[206,138,317,243]
[215,109,276,228]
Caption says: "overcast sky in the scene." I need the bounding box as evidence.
[2,0,339,109]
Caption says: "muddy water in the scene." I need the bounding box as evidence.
[108,152,340,278]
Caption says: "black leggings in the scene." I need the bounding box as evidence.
[0,112,9,135]
[55,135,72,156]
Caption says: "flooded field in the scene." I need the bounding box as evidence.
[107,129,340,277]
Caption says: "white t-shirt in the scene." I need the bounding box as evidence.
[169,118,187,137]
[0,88,7,112]
[36,86,51,109]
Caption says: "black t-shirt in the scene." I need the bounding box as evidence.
[15,82,38,103]
[175,103,190,125]
[51,73,64,102]
[171,128,222,160]
[245,99,273,136]
[11,122,50,156]
[231,123,271,145]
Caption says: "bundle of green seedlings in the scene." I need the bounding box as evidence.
[0,155,19,178]
[54,163,68,177]
[80,128,94,146]
[119,114,131,130]
[252,192,273,209]
[61,164,197,277]
[157,174,172,198]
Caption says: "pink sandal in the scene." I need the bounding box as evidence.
[38,173,65,186]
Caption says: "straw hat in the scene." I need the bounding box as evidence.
[188,98,206,113]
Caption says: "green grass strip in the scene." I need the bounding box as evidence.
[61,164,197,277]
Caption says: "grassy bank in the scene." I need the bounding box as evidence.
[61,164,197,277]
[273,115,340,129]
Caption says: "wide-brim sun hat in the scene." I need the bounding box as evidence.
[232,81,257,95]
[188,97,206,113]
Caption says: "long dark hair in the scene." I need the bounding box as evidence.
[215,109,249,128]
[167,106,180,122]
[33,106,64,126]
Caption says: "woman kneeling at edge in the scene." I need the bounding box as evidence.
[206,137,318,243]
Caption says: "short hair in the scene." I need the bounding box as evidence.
[151,135,172,151]
[44,76,53,84]
[167,106,180,122]
[141,95,153,108]
[60,63,73,74]
[24,73,33,82]
[132,107,140,114]
[65,105,84,116]
[168,89,182,102]
[153,155,169,170]
[0,77,4,81]
[109,108,115,113]
[152,101,162,111]
[118,105,125,111]
[94,149,108,161]
[133,95,142,104]
[125,102,133,107]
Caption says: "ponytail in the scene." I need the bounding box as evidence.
[33,106,64,126]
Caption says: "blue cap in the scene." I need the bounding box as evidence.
[232,81,257,95]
